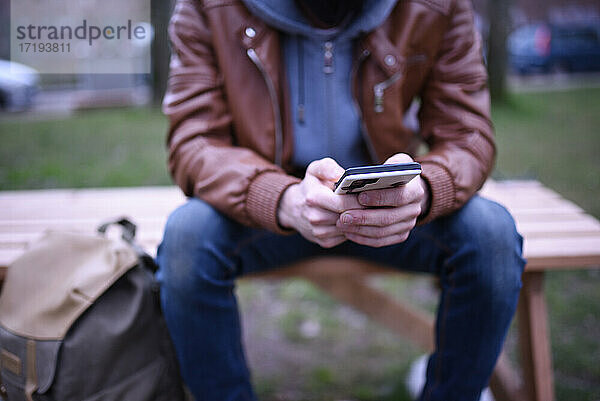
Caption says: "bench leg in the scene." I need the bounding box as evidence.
[518,271,555,401]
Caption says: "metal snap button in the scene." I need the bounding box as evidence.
[245,27,256,38]
[384,54,396,66]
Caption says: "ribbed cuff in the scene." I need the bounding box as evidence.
[246,171,301,235]
[417,161,456,224]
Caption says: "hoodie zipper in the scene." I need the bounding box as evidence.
[247,48,283,166]
[373,54,427,113]
[323,41,334,74]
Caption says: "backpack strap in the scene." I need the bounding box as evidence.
[24,340,37,401]
[97,217,136,243]
[97,218,159,273]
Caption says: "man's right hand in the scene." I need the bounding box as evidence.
[278,158,362,248]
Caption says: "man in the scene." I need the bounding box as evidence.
[157,0,525,400]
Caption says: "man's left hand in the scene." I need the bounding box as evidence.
[337,153,430,247]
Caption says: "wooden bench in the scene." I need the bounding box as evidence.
[1,180,599,401]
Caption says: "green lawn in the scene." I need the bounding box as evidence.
[0,108,171,190]
[1,88,599,400]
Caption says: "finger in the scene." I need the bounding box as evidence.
[337,219,414,238]
[302,207,340,225]
[358,179,424,207]
[310,224,344,240]
[318,235,346,249]
[306,157,345,182]
[305,183,363,213]
[369,153,417,207]
[384,153,414,164]
[344,232,410,248]
[338,205,421,227]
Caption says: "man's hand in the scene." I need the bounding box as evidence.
[337,153,430,247]
[278,158,363,248]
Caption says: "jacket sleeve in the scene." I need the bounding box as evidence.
[416,0,495,223]
[162,0,299,233]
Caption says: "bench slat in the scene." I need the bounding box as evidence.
[524,236,600,269]
[494,198,582,211]
[516,218,600,237]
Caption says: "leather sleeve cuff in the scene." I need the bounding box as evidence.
[417,161,456,225]
[246,171,301,235]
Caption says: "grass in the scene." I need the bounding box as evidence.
[0,108,171,190]
[1,87,599,400]
[237,280,419,400]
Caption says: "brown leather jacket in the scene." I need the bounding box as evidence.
[163,0,494,233]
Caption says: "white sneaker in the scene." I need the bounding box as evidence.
[405,354,495,401]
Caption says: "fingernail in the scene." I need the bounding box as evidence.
[341,214,354,225]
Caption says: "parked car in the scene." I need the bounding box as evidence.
[0,60,39,111]
[508,23,600,74]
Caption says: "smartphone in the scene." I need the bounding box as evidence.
[333,162,422,194]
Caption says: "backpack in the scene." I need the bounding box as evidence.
[0,218,185,401]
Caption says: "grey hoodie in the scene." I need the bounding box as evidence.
[241,0,398,169]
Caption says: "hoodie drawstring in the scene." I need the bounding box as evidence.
[297,37,305,125]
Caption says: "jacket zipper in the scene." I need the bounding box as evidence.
[351,48,378,162]
[373,54,427,113]
[373,71,403,113]
[247,48,284,166]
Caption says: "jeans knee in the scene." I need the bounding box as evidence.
[449,197,525,304]
[457,197,522,256]
[157,199,239,294]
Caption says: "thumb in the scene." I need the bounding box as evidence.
[384,153,414,165]
[306,157,345,182]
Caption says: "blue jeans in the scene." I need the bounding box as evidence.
[156,196,525,401]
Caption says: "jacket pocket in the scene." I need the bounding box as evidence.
[373,54,427,113]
